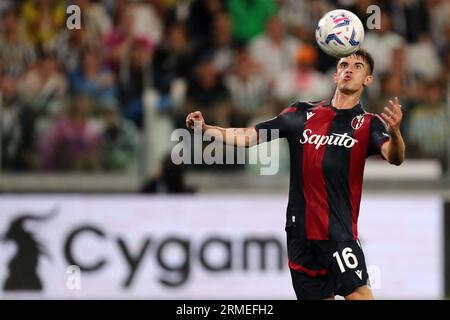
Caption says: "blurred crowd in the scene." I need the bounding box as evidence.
[0,0,449,173]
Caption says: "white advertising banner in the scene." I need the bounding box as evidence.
[0,195,443,299]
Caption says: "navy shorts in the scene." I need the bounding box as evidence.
[288,239,370,300]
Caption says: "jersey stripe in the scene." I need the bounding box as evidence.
[288,260,328,277]
[302,106,336,240]
[322,114,353,241]
[280,106,297,115]
[349,114,371,239]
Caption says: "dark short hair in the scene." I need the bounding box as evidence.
[337,49,375,75]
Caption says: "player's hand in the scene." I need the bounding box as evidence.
[186,111,205,131]
[381,97,403,135]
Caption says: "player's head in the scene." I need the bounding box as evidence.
[333,49,374,95]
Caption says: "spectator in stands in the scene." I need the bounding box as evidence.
[18,51,67,116]
[1,73,41,171]
[100,103,140,172]
[249,16,300,84]
[407,80,448,170]
[444,49,450,96]
[20,0,66,49]
[69,49,117,110]
[374,45,424,102]
[122,0,162,47]
[366,45,425,132]
[187,0,224,46]
[50,28,96,72]
[185,58,231,127]
[152,23,195,112]
[274,44,333,105]
[200,12,237,75]
[388,0,429,43]
[119,36,154,128]
[108,0,162,50]
[363,12,405,76]
[1,75,23,171]
[225,48,268,127]
[228,0,278,44]
[0,7,36,76]
[104,6,134,73]
[429,0,450,54]
[406,33,442,81]
[278,0,332,42]
[38,95,102,171]
[74,0,112,42]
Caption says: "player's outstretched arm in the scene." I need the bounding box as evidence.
[186,111,259,148]
[380,97,405,166]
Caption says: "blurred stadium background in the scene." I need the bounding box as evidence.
[0,0,449,299]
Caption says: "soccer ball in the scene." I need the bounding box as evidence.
[315,9,365,58]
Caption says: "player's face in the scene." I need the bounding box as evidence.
[334,55,373,94]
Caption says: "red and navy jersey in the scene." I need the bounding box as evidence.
[255,100,390,242]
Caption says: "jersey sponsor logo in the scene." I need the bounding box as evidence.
[355,269,363,280]
[299,129,358,149]
[306,112,315,120]
[351,114,365,130]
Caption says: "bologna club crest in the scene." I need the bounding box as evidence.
[351,115,365,130]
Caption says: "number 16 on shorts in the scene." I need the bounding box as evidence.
[333,247,359,273]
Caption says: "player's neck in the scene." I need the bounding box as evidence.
[331,91,361,110]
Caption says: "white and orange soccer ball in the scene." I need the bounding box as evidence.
[315,9,365,58]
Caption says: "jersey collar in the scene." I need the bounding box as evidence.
[324,99,365,114]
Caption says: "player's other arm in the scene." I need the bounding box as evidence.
[185,111,259,148]
[380,97,405,166]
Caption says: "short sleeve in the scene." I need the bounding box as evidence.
[254,104,297,142]
[367,115,390,157]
